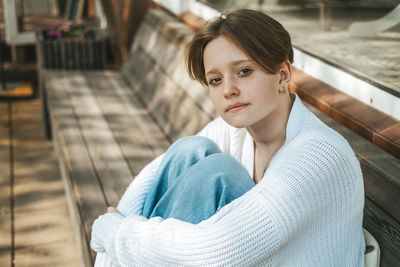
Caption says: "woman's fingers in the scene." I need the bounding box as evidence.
[107,207,118,213]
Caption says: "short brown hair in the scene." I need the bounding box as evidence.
[185,9,293,86]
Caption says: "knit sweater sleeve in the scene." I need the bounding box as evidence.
[93,190,281,266]
[91,125,364,266]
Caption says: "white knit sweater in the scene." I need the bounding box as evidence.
[91,94,365,266]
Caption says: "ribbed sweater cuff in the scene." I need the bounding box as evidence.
[91,212,124,253]
[94,252,116,267]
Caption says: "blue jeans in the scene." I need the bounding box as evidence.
[141,136,255,224]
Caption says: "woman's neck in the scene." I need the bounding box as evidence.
[248,94,294,183]
[247,94,293,149]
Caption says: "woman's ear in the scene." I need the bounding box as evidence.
[278,60,292,90]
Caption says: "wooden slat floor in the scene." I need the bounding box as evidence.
[0,98,80,267]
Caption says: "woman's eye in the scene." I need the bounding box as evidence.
[209,77,221,85]
[238,68,252,75]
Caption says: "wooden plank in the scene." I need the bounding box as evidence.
[143,9,178,38]
[87,0,96,17]
[122,24,213,140]
[99,0,123,62]
[44,71,107,266]
[364,197,400,266]
[51,129,94,267]
[361,162,400,223]
[122,0,151,52]
[137,16,215,116]
[59,71,136,206]
[0,102,10,203]
[87,71,169,173]
[124,14,215,139]
[14,241,80,267]
[14,207,78,248]
[122,10,214,128]
[11,99,79,267]
[0,214,12,267]
[121,45,156,95]
[164,88,213,141]
[134,54,212,140]
[123,17,205,102]
[0,102,11,267]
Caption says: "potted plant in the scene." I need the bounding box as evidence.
[38,20,106,70]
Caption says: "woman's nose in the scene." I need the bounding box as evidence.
[223,78,240,98]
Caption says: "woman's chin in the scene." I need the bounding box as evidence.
[221,116,249,129]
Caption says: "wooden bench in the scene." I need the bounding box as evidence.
[40,8,215,266]
[40,7,400,267]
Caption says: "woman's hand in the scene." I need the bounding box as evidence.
[91,207,123,252]
[107,207,118,213]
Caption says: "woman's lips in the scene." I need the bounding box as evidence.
[225,103,249,113]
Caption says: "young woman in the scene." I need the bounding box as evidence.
[91,9,365,266]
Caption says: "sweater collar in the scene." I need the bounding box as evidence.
[241,93,310,177]
[284,93,309,145]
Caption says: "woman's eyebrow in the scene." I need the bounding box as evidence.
[205,69,219,77]
[205,60,252,77]
[230,59,252,67]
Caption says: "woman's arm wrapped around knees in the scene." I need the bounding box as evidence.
[116,154,164,216]
[92,191,282,266]
[91,134,364,266]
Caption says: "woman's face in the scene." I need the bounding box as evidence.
[203,36,284,129]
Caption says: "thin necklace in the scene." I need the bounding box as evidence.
[253,135,286,182]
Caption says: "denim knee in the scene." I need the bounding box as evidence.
[187,153,255,192]
[167,136,222,158]
[148,152,255,223]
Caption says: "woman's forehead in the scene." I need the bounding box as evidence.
[203,36,252,72]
